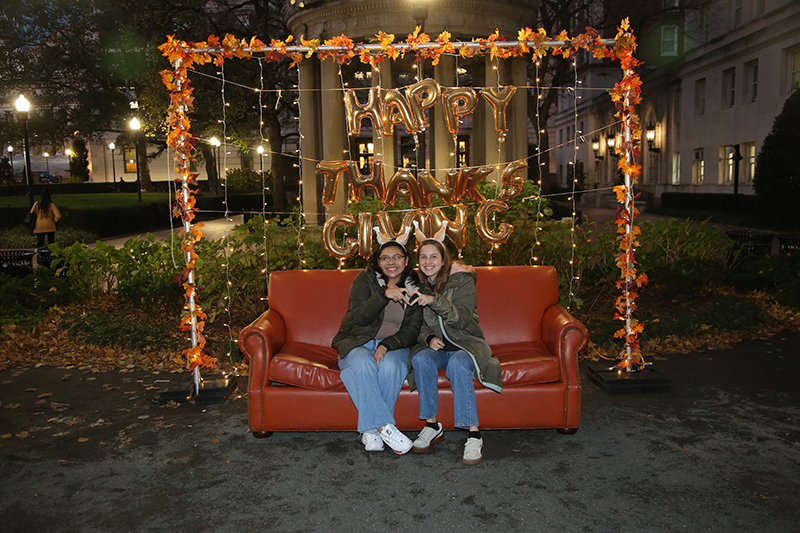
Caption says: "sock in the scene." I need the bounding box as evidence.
[469,430,481,440]
[426,421,439,430]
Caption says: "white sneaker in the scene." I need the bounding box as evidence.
[361,432,384,452]
[412,423,444,453]
[379,424,413,455]
[463,437,483,465]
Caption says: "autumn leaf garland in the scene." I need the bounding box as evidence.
[159,21,644,372]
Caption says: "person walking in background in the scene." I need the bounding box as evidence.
[30,189,61,248]
[406,237,502,466]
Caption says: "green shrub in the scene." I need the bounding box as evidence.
[224,168,271,190]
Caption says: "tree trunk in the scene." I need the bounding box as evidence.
[265,107,286,212]
[137,135,153,192]
[198,143,220,195]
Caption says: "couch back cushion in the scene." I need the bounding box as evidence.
[268,265,558,347]
[474,265,558,345]
[269,269,359,346]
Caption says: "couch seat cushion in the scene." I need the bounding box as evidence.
[269,342,345,392]
[494,342,561,387]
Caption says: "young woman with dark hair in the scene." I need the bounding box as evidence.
[30,189,62,248]
[332,240,423,454]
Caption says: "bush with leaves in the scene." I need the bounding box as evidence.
[224,168,270,190]
[754,89,800,225]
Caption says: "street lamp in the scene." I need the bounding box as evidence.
[257,145,264,176]
[7,145,14,177]
[645,123,660,153]
[44,152,50,174]
[209,136,221,183]
[129,117,142,202]
[591,138,603,160]
[108,142,117,184]
[15,95,35,207]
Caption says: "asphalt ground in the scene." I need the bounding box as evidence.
[1,331,799,533]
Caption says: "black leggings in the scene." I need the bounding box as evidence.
[36,232,55,248]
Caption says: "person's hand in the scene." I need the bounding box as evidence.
[406,290,434,307]
[429,337,445,350]
[450,262,475,274]
[384,286,408,303]
[373,344,388,366]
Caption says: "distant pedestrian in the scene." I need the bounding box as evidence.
[30,189,62,248]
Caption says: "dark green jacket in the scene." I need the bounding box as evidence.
[332,267,424,359]
[408,271,502,393]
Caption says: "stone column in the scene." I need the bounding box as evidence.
[374,61,395,180]
[299,58,322,225]
[511,57,529,180]
[483,55,502,176]
[320,59,348,215]
[433,54,456,177]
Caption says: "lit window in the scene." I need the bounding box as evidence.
[692,149,704,184]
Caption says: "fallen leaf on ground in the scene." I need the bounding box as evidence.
[37,393,53,398]
[210,438,221,443]
[78,437,89,443]
[3,403,20,409]
[16,431,29,438]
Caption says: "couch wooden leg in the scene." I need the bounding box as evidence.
[252,431,274,439]
[556,428,578,435]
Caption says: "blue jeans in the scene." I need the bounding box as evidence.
[338,339,409,433]
[412,348,479,429]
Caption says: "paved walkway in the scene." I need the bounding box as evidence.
[1,331,798,532]
[91,214,244,248]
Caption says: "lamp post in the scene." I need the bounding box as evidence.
[15,95,35,207]
[726,144,743,213]
[44,152,50,174]
[209,136,221,184]
[129,117,142,202]
[7,145,14,177]
[108,142,117,184]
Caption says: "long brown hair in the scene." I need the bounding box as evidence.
[417,239,451,294]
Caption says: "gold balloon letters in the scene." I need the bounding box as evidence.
[342,79,516,139]
[320,160,525,258]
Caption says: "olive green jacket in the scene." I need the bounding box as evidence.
[408,271,502,393]
[332,267,423,359]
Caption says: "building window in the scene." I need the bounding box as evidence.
[746,60,758,102]
[671,152,680,185]
[723,68,736,108]
[125,148,137,173]
[661,26,678,56]
[757,0,766,15]
[662,0,678,8]
[241,149,253,170]
[694,78,706,116]
[692,149,704,184]
[457,135,469,167]
[743,142,756,181]
[721,146,734,184]
[356,140,374,174]
[733,0,743,27]
[791,49,800,92]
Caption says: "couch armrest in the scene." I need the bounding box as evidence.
[541,305,589,384]
[238,309,286,387]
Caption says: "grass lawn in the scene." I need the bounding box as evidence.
[0,193,171,209]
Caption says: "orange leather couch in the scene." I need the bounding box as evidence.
[238,265,588,438]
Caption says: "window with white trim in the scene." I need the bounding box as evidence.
[723,68,736,108]
[695,78,706,116]
[692,149,704,184]
[743,142,756,182]
[746,60,758,103]
[661,25,678,56]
